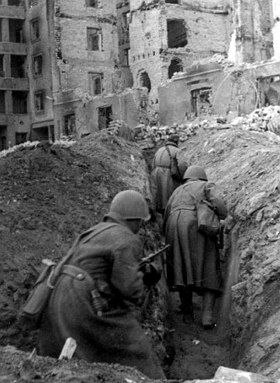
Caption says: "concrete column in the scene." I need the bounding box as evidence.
[4,54,10,77]
[2,18,9,42]
[5,90,12,114]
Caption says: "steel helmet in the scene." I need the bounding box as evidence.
[183,165,208,181]
[109,190,150,221]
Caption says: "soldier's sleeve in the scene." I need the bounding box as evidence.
[205,182,228,220]
[110,237,144,303]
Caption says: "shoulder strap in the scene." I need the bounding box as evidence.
[165,144,173,160]
[53,223,118,279]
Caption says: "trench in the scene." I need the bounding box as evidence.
[142,147,239,381]
[0,139,268,382]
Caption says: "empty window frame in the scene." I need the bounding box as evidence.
[11,55,26,78]
[9,19,24,43]
[167,19,187,48]
[168,57,183,79]
[0,55,4,77]
[166,0,179,3]
[8,0,24,5]
[64,113,75,136]
[12,91,28,114]
[15,132,27,145]
[191,88,212,116]
[29,0,39,7]
[87,27,102,51]
[89,72,103,95]
[30,18,40,41]
[0,91,5,113]
[34,91,44,112]
[33,54,43,76]
[139,71,151,92]
[86,0,98,7]
[123,48,129,66]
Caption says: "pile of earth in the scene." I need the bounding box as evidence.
[0,131,164,353]
[179,123,280,381]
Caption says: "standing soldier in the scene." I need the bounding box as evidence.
[163,166,228,329]
[38,190,165,379]
[150,134,188,217]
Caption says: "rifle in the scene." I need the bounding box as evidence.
[139,244,170,268]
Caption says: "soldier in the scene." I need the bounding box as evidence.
[38,190,165,379]
[163,166,228,329]
[150,134,188,217]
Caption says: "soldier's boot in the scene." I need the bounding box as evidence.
[179,288,194,323]
[202,291,216,329]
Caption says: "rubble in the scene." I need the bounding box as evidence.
[231,105,280,135]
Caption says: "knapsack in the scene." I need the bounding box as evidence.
[18,223,117,330]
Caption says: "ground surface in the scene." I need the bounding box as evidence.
[1,124,279,382]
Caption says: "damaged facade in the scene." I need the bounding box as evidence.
[0,0,277,148]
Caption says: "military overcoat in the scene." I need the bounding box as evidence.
[164,179,228,295]
[38,215,164,379]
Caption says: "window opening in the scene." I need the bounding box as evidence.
[0,20,2,42]
[191,88,212,117]
[11,55,26,78]
[8,0,24,5]
[9,19,24,43]
[15,132,27,145]
[29,0,39,7]
[87,27,102,51]
[30,19,40,41]
[166,0,179,3]
[64,113,76,136]
[12,91,28,114]
[89,73,103,95]
[0,55,4,77]
[167,19,187,48]
[0,125,7,151]
[33,54,43,76]
[139,71,151,92]
[34,91,44,112]
[98,106,112,130]
[123,48,129,66]
[0,91,5,113]
[86,0,98,6]
[168,58,183,79]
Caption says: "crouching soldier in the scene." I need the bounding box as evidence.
[38,190,165,379]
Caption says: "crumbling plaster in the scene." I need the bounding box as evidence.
[54,0,119,97]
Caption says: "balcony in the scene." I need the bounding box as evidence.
[0,42,27,54]
[0,77,29,90]
[0,5,25,19]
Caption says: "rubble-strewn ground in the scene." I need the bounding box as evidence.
[1,122,280,382]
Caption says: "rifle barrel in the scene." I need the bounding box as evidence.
[140,244,170,266]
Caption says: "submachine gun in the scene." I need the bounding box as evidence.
[139,244,170,268]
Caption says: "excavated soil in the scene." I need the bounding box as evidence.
[1,124,280,382]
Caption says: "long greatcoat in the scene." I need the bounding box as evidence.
[164,179,228,295]
[150,142,181,213]
[38,215,165,379]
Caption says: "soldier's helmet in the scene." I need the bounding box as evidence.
[167,133,180,145]
[183,165,208,181]
[109,190,150,221]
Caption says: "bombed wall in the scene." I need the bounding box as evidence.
[53,0,119,97]
[232,0,274,63]
[128,0,232,106]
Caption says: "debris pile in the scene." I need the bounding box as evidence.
[107,120,134,141]
[231,105,280,135]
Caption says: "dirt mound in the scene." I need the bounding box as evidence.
[0,132,152,351]
[180,125,280,380]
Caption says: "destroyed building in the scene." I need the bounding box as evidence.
[0,0,278,149]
